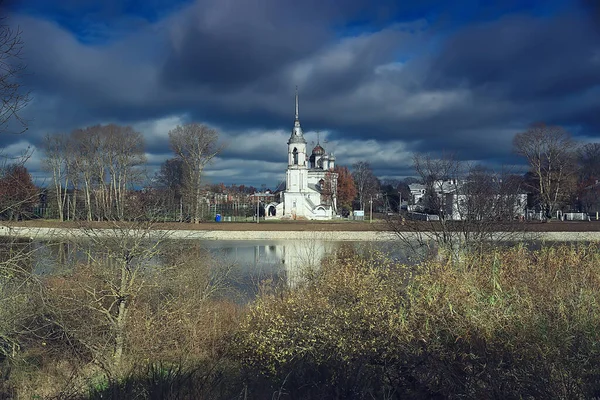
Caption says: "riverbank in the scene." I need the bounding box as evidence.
[2,224,600,241]
[5,219,600,232]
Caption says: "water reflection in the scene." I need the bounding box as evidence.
[22,239,403,301]
[202,240,338,288]
[17,237,575,304]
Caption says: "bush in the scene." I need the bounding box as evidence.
[4,241,243,399]
[236,244,600,399]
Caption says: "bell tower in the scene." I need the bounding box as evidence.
[287,86,307,166]
[286,87,308,193]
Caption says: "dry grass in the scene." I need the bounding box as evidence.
[4,242,600,399]
[237,243,600,398]
[1,243,243,399]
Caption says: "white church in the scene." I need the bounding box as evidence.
[267,90,338,220]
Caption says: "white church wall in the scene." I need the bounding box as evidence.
[277,89,339,220]
[275,239,335,287]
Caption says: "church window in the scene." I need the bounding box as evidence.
[293,148,298,165]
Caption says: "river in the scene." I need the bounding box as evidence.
[20,238,407,303]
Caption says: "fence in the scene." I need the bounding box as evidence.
[408,212,440,221]
[562,212,589,221]
[526,210,597,221]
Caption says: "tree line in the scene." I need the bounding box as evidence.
[513,123,600,220]
[347,123,600,222]
[39,123,223,223]
[0,122,596,223]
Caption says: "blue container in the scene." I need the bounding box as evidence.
[215,214,222,222]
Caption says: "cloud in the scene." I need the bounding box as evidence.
[160,0,329,91]
[427,14,600,100]
[5,0,600,188]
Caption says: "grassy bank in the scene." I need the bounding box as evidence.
[2,243,600,398]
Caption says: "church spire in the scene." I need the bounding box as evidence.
[294,86,299,122]
[288,86,306,144]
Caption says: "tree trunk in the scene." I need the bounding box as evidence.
[113,297,127,375]
[179,196,183,222]
[85,182,92,222]
[113,259,129,376]
[71,186,78,221]
[52,165,64,221]
[61,176,70,221]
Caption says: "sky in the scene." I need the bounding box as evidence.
[2,0,600,188]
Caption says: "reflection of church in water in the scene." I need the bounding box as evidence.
[214,240,335,288]
[268,89,338,220]
[253,240,335,287]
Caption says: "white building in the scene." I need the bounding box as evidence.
[409,179,460,206]
[269,89,338,220]
[409,179,527,220]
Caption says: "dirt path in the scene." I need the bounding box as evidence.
[5,219,600,232]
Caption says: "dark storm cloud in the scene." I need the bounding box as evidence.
[159,0,328,90]
[5,0,600,186]
[291,23,426,99]
[426,14,600,101]
[314,10,600,158]
[157,0,430,95]
[17,16,158,108]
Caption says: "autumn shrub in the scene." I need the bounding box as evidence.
[236,243,600,399]
[7,240,243,399]
[126,248,242,365]
[236,248,416,398]
[0,239,48,398]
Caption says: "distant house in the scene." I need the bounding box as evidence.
[409,183,426,204]
[408,179,527,221]
[249,190,276,203]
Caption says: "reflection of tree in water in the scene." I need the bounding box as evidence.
[0,238,34,272]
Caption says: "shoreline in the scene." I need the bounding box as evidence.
[1,225,599,241]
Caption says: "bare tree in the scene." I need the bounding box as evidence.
[577,142,600,183]
[389,153,528,262]
[155,158,186,221]
[71,127,98,221]
[104,125,146,220]
[455,165,527,247]
[0,16,29,135]
[410,153,462,253]
[62,125,146,221]
[576,143,600,213]
[0,233,43,365]
[0,9,41,385]
[168,124,223,224]
[47,221,172,378]
[352,161,379,211]
[42,133,71,221]
[513,124,578,220]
